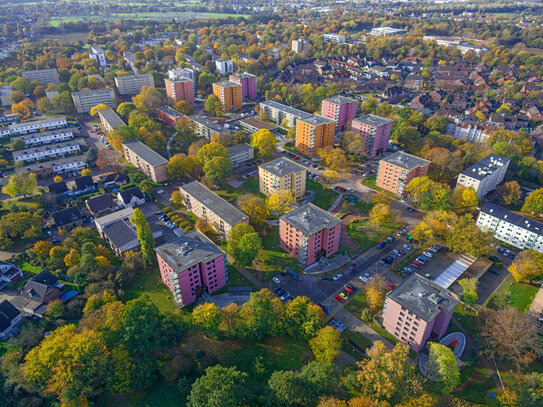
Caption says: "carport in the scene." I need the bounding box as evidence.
[433,254,477,288]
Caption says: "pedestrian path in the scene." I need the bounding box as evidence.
[334,308,394,349]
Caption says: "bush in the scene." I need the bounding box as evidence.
[184,225,193,232]
[360,309,373,322]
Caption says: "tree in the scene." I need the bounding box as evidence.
[425,116,448,133]
[318,146,348,170]
[10,89,25,103]
[237,194,268,221]
[405,177,451,211]
[204,94,222,116]
[250,129,276,159]
[192,303,221,335]
[203,155,232,181]
[426,342,460,393]
[342,131,365,156]
[227,223,255,254]
[116,102,136,118]
[46,299,65,320]
[509,250,543,282]
[445,214,492,257]
[233,232,261,267]
[95,148,120,170]
[481,307,543,368]
[356,341,422,403]
[171,190,184,207]
[2,173,37,198]
[372,191,390,205]
[90,103,110,116]
[522,188,543,217]
[32,240,53,264]
[131,208,154,263]
[195,218,212,235]
[174,100,194,115]
[458,278,478,306]
[460,187,478,208]
[132,86,163,112]
[11,98,34,119]
[167,154,187,180]
[10,77,32,94]
[498,181,522,206]
[309,326,342,363]
[187,365,250,407]
[323,170,341,184]
[10,137,25,150]
[365,274,388,313]
[197,141,230,168]
[266,189,295,215]
[369,203,393,225]
[80,168,91,176]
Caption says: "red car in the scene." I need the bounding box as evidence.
[344,286,354,294]
[412,260,422,266]
[335,295,345,303]
[294,155,300,160]
[388,283,395,291]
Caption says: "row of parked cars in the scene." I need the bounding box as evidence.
[401,244,442,275]
[379,246,408,267]
[272,285,292,302]
[334,283,357,303]
[91,125,111,149]
[156,211,177,229]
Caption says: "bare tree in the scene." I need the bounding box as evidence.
[95,148,121,170]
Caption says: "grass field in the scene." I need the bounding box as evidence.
[256,225,303,278]
[307,179,338,210]
[485,276,539,312]
[215,177,261,202]
[124,268,180,315]
[346,218,397,252]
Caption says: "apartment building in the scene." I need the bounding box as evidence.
[0,85,12,106]
[215,59,234,76]
[227,143,254,167]
[156,231,227,308]
[98,108,126,133]
[382,273,458,352]
[323,33,345,43]
[168,67,196,95]
[292,39,310,54]
[17,128,73,147]
[476,203,543,252]
[229,72,257,101]
[89,46,107,69]
[114,74,155,96]
[376,151,431,195]
[15,155,86,178]
[21,68,60,85]
[321,95,356,133]
[212,81,242,111]
[279,203,342,266]
[8,116,67,136]
[12,139,81,162]
[457,154,510,198]
[259,100,311,127]
[157,106,184,127]
[121,139,168,182]
[259,157,306,198]
[123,51,138,74]
[295,114,336,157]
[189,115,231,140]
[352,114,393,158]
[72,88,116,114]
[179,181,249,238]
[239,117,277,134]
[165,78,194,104]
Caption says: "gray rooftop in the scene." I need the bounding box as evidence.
[381,151,430,170]
[15,155,85,174]
[95,207,134,229]
[71,88,114,98]
[386,273,459,323]
[259,100,312,119]
[280,203,341,235]
[122,139,168,167]
[189,115,229,132]
[230,72,256,79]
[480,203,543,237]
[180,181,248,226]
[12,139,82,159]
[354,114,393,128]
[90,46,104,53]
[259,157,305,177]
[102,219,138,250]
[155,230,223,271]
[460,154,510,181]
[298,114,336,126]
[214,80,239,87]
[323,95,356,105]
[228,143,253,155]
[98,108,126,129]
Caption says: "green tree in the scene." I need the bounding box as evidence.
[2,173,37,197]
[458,278,478,306]
[118,295,162,353]
[10,76,33,94]
[204,94,222,116]
[239,289,284,339]
[522,188,543,217]
[445,214,492,257]
[309,326,342,363]
[10,138,25,150]
[117,102,137,118]
[426,342,460,393]
[167,154,187,180]
[405,177,451,211]
[192,303,222,335]
[284,296,324,339]
[132,86,162,112]
[233,232,261,267]
[227,223,255,254]
[250,129,277,159]
[203,155,232,181]
[187,365,250,407]
[131,208,154,263]
[197,72,217,93]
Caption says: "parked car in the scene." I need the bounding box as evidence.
[344,286,354,295]
[335,295,345,303]
[384,255,395,264]
[489,269,500,275]
[402,244,412,250]
[504,250,511,257]
[377,241,387,250]
[434,244,443,251]
[272,277,281,284]
[359,275,369,282]
[333,273,343,281]
[423,251,433,258]
[497,247,505,254]
[378,260,388,267]
[321,275,331,281]
[416,256,427,264]
[407,207,415,212]
[363,273,372,279]
[509,252,516,259]
[388,283,395,290]
[385,236,395,243]
[412,260,422,267]
[346,283,357,291]
[339,292,348,300]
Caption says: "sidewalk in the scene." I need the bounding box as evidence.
[334,308,394,349]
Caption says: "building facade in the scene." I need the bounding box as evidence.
[15,155,86,177]
[352,114,393,158]
[457,154,510,198]
[8,116,67,136]
[114,74,155,96]
[72,88,117,114]
[382,273,458,352]
[12,139,81,162]
[121,139,168,182]
[279,203,342,266]
[323,33,345,43]
[168,67,196,95]
[180,181,249,238]
[295,114,336,157]
[259,157,306,198]
[17,128,73,147]
[189,115,231,140]
[376,151,431,195]
[321,95,356,133]
[157,106,185,127]
[165,78,194,104]
[259,100,311,127]
[89,46,107,69]
[292,39,310,54]
[215,59,234,76]
[212,81,242,111]
[21,69,60,85]
[227,143,254,167]
[156,231,227,307]
[476,204,543,252]
[229,72,257,101]
[98,108,126,133]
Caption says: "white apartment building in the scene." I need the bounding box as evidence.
[476,204,543,252]
[8,116,67,136]
[89,46,107,69]
[15,155,87,177]
[72,88,116,114]
[292,39,310,54]
[456,154,510,198]
[123,52,138,74]
[114,74,155,96]
[21,69,60,85]
[323,33,345,43]
[168,67,196,95]
[259,100,311,128]
[0,85,12,107]
[12,139,82,162]
[227,143,254,167]
[215,59,234,76]
[17,128,74,146]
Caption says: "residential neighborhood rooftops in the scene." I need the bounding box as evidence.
[118,186,145,202]
[298,114,336,126]
[74,175,94,190]
[239,117,276,131]
[259,157,305,177]
[280,203,341,235]
[86,194,116,214]
[460,154,510,181]
[51,207,82,227]
[122,139,168,167]
[381,151,430,170]
[14,155,86,174]
[95,207,134,229]
[480,203,543,237]
[354,114,393,127]
[102,219,138,250]
[12,139,82,160]
[189,115,230,132]
[386,273,459,322]
[47,181,68,195]
[8,116,66,131]
[155,230,223,271]
[0,300,20,333]
[323,95,356,105]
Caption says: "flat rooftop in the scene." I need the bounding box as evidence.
[354,114,393,128]
[280,203,341,236]
[122,139,168,167]
[227,143,253,155]
[71,88,113,98]
[259,100,312,118]
[259,157,305,177]
[189,115,229,132]
[214,80,239,87]
[381,151,430,170]
[460,154,510,181]
[230,72,256,79]
[323,95,356,105]
[158,106,184,119]
[298,114,335,126]
[480,203,543,237]
[98,108,125,129]
[239,117,277,131]
[386,273,458,323]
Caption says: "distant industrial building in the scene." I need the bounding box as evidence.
[114,74,155,96]
[456,154,510,198]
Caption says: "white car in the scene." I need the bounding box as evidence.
[402,244,412,250]
[333,273,343,281]
[364,273,372,279]
[359,276,369,283]
[347,188,354,193]
[272,277,281,284]
[423,251,433,258]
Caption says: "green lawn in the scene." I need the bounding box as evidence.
[345,291,367,315]
[227,266,256,289]
[348,197,374,216]
[255,225,303,279]
[121,378,183,407]
[453,304,479,340]
[343,329,371,354]
[124,268,179,315]
[362,174,377,187]
[307,179,338,210]
[19,262,42,274]
[485,276,539,312]
[452,361,496,405]
[215,177,261,203]
[346,218,396,252]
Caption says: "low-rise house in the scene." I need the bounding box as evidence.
[51,207,83,230]
[47,181,69,196]
[0,300,22,340]
[0,261,23,283]
[95,207,134,237]
[117,186,146,207]
[12,139,82,163]
[227,143,254,167]
[15,270,63,317]
[17,128,73,147]
[86,194,117,217]
[98,172,128,188]
[14,155,87,178]
[73,175,96,195]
